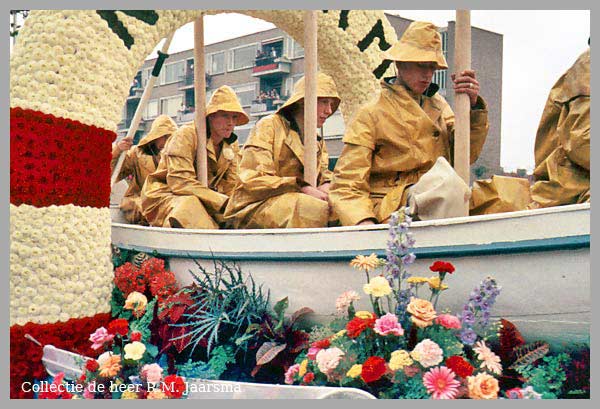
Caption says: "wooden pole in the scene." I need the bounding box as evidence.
[111,32,175,188]
[303,10,318,187]
[454,10,471,215]
[194,15,208,186]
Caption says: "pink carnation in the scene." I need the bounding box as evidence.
[436,314,462,329]
[374,313,404,336]
[284,364,300,384]
[335,290,360,313]
[89,327,114,350]
[140,363,164,384]
[315,347,345,377]
[411,339,444,368]
[307,347,321,360]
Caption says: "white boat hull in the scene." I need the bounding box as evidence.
[112,203,590,347]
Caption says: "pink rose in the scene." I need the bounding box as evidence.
[89,327,114,350]
[374,313,404,336]
[436,314,462,329]
[316,347,345,377]
[284,364,300,384]
[141,363,164,384]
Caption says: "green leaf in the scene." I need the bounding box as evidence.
[273,297,289,322]
[145,343,158,358]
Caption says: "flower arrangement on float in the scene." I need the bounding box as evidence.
[282,210,588,399]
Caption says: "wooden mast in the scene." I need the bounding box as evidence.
[193,14,208,185]
[303,10,318,187]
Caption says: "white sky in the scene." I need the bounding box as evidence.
[150,10,590,172]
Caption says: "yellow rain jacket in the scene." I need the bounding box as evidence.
[111,115,177,224]
[223,73,340,229]
[330,80,488,226]
[330,21,488,225]
[141,86,249,229]
[530,48,590,207]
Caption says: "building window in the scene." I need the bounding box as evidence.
[228,44,258,71]
[161,95,184,117]
[161,61,185,85]
[292,39,304,58]
[232,83,256,107]
[144,99,159,119]
[206,51,225,75]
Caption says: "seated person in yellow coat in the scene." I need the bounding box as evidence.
[529,47,590,208]
[223,72,340,229]
[329,21,489,225]
[111,115,177,225]
[141,85,249,229]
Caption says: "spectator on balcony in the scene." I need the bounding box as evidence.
[270,47,277,58]
[111,115,178,225]
[224,72,340,229]
[270,89,280,100]
[141,86,249,229]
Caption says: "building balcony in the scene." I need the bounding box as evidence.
[252,57,292,77]
[179,73,211,90]
[249,98,285,116]
[127,86,143,100]
[177,109,196,123]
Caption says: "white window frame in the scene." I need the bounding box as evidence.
[160,95,184,118]
[291,39,304,59]
[206,51,226,75]
[231,82,257,108]
[144,99,159,120]
[160,60,185,85]
[227,43,259,72]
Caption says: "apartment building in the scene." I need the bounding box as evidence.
[119,13,503,179]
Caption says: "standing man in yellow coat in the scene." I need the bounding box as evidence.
[329,21,489,225]
[224,72,340,228]
[529,47,590,208]
[111,115,178,225]
[141,86,249,229]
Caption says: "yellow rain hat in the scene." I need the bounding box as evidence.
[206,85,250,126]
[138,114,178,147]
[277,72,341,115]
[382,21,448,70]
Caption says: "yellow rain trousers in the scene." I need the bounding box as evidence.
[530,49,590,208]
[330,79,488,225]
[223,114,333,228]
[111,115,177,224]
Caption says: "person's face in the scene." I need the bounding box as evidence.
[396,61,438,95]
[317,97,336,128]
[153,135,169,151]
[208,111,239,141]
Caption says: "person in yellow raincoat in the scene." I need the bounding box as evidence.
[329,21,489,225]
[223,72,340,228]
[529,47,590,208]
[141,85,249,229]
[111,114,177,224]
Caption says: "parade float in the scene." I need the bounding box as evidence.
[9,9,589,399]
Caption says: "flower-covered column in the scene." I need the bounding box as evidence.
[9,9,399,398]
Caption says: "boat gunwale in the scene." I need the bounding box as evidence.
[111,203,590,236]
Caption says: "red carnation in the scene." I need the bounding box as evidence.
[107,319,129,336]
[429,261,455,274]
[130,331,142,342]
[162,374,186,399]
[311,338,331,349]
[302,372,315,384]
[85,359,99,372]
[445,356,474,378]
[346,316,376,338]
[361,356,387,383]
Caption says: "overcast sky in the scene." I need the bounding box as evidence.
[150,10,590,172]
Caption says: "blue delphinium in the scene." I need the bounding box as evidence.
[459,276,501,344]
[385,208,416,325]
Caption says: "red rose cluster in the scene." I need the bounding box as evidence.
[10,107,115,208]
[114,258,179,305]
[9,312,111,398]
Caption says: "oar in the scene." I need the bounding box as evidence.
[454,10,471,216]
[303,10,318,187]
[193,14,208,186]
[110,32,175,189]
